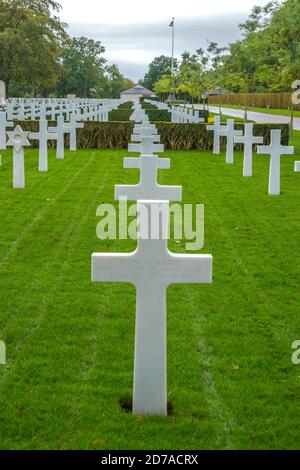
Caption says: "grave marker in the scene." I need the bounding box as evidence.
[257,129,294,195]
[7,125,30,188]
[219,119,243,164]
[92,200,213,415]
[115,155,182,201]
[29,119,57,172]
[128,136,164,155]
[234,123,264,177]
[0,112,14,150]
[206,116,226,155]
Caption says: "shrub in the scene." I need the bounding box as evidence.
[16,121,289,150]
[108,109,133,121]
[118,101,133,109]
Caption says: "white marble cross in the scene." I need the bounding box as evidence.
[234,123,264,177]
[219,120,243,164]
[294,161,300,172]
[206,116,226,155]
[128,136,164,155]
[257,129,294,195]
[92,200,213,416]
[7,125,30,188]
[67,114,84,151]
[0,112,14,150]
[131,134,160,144]
[115,155,182,201]
[135,121,153,130]
[29,119,57,172]
[49,115,69,159]
[133,126,158,136]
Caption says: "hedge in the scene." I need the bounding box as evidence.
[108,109,133,121]
[118,101,133,109]
[108,107,171,122]
[16,121,289,150]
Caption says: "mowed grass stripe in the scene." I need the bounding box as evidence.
[0,147,299,449]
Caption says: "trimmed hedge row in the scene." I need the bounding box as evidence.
[118,101,133,109]
[16,121,289,150]
[108,109,133,121]
[108,108,171,122]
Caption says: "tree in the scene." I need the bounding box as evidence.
[0,0,67,96]
[57,37,106,97]
[102,64,125,98]
[143,55,178,90]
[122,77,135,91]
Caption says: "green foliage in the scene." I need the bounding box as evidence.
[102,64,126,99]
[140,102,157,110]
[146,110,171,122]
[142,55,178,91]
[0,2,134,98]
[108,109,133,122]
[56,37,106,98]
[0,0,67,96]
[17,121,289,150]
[118,102,133,109]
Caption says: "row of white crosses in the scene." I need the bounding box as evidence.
[1,98,123,123]
[207,117,295,195]
[143,99,205,123]
[2,113,84,188]
[92,113,213,416]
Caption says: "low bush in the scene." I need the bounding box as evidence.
[16,121,289,151]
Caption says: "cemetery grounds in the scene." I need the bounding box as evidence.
[0,132,299,450]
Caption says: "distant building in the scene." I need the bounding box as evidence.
[121,85,156,101]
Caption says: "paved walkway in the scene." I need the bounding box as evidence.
[193,104,300,131]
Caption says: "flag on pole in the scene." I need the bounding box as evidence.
[169,18,175,27]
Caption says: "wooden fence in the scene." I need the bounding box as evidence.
[208,93,300,111]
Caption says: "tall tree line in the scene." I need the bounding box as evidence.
[146,0,300,100]
[0,0,134,97]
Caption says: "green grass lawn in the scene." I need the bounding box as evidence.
[0,142,300,450]
[209,111,253,123]
[210,103,300,119]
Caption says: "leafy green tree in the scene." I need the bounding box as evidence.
[102,64,125,98]
[143,55,178,90]
[0,0,67,96]
[122,77,135,91]
[57,37,106,97]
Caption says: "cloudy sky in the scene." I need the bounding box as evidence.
[59,0,272,82]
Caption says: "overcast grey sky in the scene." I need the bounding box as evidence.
[59,0,273,82]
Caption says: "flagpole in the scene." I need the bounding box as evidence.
[169,17,176,101]
[171,17,175,77]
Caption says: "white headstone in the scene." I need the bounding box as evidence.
[49,115,68,160]
[0,81,6,100]
[219,119,243,164]
[67,114,84,151]
[234,123,264,177]
[128,136,164,155]
[294,161,300,172]
[207,116,225,155]
[115,155,182,201]
[257,130,294,195]
[29,119,57,172]
[92,200,213,416]
[7,125,30,188]
[0,112,13,150]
